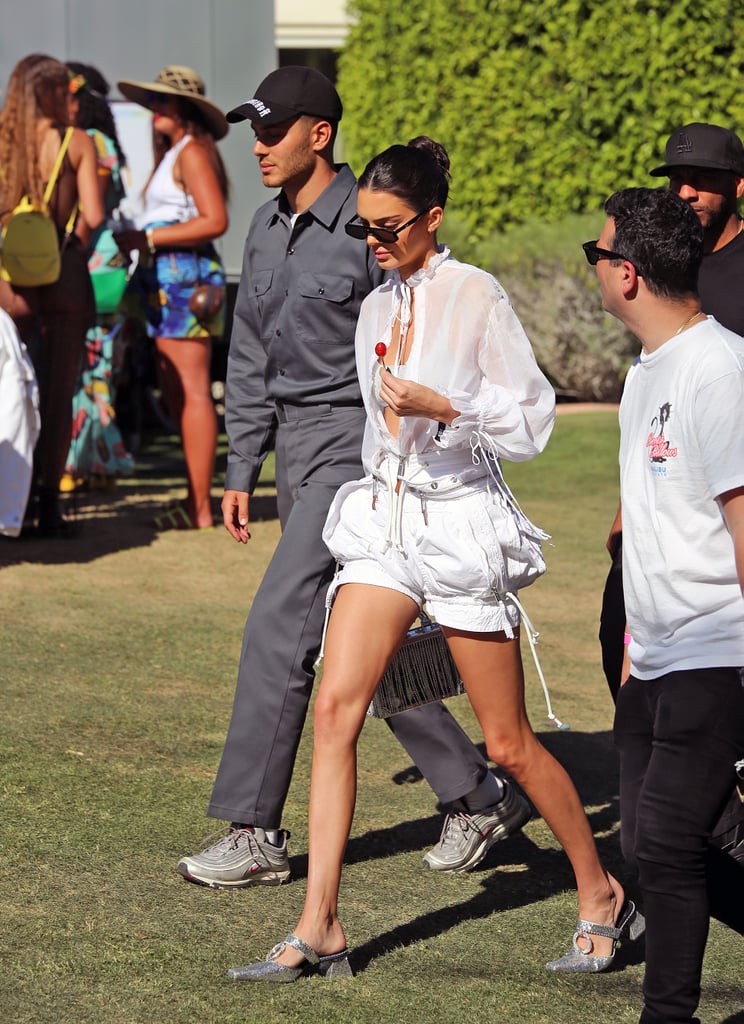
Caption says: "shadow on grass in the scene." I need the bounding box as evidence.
[0,430,278,567]
[346,829,644,975]
[392,728,620,819]
[0,504,158,567]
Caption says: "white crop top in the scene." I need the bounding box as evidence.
[140,135,198,227]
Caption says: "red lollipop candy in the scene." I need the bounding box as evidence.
[375,341,392,373]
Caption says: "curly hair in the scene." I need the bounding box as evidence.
[604,187,703,299]
[0,53,70,214]
[67,61,127,170]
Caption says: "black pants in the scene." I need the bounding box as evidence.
[614,669,744,1024]
[599,542,744,852]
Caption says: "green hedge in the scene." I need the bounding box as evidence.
[339,0,744,242]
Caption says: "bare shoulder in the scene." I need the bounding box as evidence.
[67,127,96,163]
[177,138,212,172]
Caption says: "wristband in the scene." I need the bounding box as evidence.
[623,632,632,646]
[145,227,156,254]
[435,421,446,441]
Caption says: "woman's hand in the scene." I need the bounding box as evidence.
[379,371,457,423]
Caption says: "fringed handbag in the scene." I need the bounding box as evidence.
[367,611,463,718]
[365,598,569,729]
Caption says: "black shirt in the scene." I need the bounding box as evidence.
[699,229,744,337]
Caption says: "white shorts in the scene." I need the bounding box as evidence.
[323,473,546,635]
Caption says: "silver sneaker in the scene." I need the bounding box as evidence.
[177,826,291,888]
[422,781,531,872]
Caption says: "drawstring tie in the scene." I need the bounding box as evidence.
[505,592,569,730]
[381,455,410,553]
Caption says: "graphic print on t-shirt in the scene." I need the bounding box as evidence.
[646,401,678,472]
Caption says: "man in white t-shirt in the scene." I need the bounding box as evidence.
[584,187,744,1024]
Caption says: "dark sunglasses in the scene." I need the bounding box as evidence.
[582,240,629,265]
[344,209,426,244]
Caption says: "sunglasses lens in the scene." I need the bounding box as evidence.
[582,242,599,265]
[344,223,398,243]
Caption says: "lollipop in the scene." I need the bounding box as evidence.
[375,342,392,373]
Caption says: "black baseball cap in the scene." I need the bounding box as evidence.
[226,66,342,127]
[650,122,744,177]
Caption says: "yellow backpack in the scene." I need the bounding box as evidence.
[0,127,77,288]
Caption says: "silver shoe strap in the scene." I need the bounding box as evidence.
[267,933,319,965]
[576,918,623,940]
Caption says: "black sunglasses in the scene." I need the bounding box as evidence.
[582,240,629,265]
[344,210,426,244]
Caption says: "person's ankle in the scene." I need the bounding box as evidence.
[460,771,505,813]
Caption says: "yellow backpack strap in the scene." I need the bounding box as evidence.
[43,127,79,241]
[43,126,74,207]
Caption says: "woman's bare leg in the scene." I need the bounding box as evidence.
[272,583,419,966]
[155,336,216,528]
[444,627,624,958]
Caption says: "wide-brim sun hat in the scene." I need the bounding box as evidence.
[117,65,228,140]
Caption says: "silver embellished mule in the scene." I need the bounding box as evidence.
[545,900,645,973]
[227,933,353,983]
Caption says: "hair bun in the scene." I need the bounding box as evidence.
[407,136,450,179]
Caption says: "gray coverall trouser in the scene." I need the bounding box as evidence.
[207,405,488,827]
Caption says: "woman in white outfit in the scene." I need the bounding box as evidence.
[229,137,639,982]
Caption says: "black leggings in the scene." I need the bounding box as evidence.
[16,242,94,489]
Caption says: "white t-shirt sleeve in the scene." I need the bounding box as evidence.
[695,369,744,499]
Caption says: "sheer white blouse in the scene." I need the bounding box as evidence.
[356,248,555,474]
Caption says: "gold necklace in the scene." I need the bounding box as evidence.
[673,310,704,336]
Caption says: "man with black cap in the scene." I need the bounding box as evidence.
[176,67,529,889]
[650,122,744,335]
[600,122,744,862]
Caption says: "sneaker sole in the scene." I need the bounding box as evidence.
[423,800,531,873]
[176,863,292,889]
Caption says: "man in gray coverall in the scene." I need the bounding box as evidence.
[177,67,529,888]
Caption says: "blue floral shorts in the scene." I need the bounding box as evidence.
[122,234,225,340]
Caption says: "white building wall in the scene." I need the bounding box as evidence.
[274,0,350,48]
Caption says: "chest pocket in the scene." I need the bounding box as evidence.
[251,268,273,299]
[247,269,275,338]
[296,272,355,343]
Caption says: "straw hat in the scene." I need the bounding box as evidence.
[117,65,228,140]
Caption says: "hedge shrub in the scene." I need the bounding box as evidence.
[339,0,744,242]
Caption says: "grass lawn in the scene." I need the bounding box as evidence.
[1,411,742,1024]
